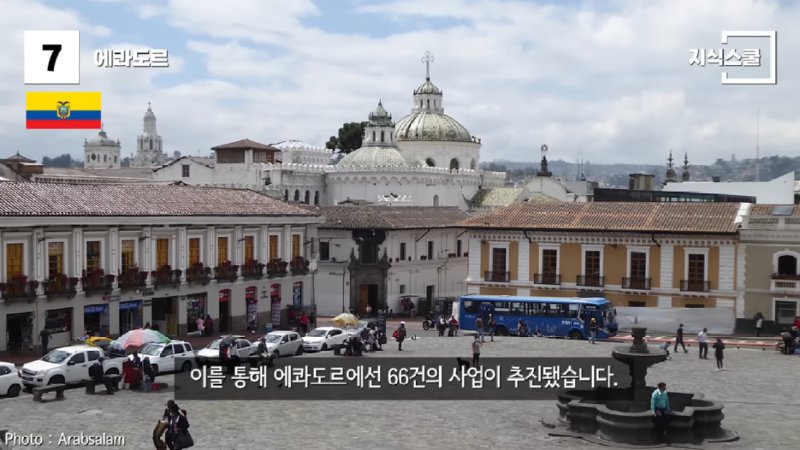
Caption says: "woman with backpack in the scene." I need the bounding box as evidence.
[162,400,193,449]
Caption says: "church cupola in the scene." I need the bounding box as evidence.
[681,153,690,181]
[411,50,444,114]
[537,144,552,177]
[665,150,677,183]
[362,100,397,147]
[133,102,167,167]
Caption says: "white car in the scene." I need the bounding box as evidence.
[302,327,348,352]
[195,336,256,365]
[135,340,194,375]
[0,361,22,397]
[261,331,303,358]
[19,345,124,388]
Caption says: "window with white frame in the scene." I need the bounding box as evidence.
[488,243,509,281]
[5,242,26,280]
[774,299,798,324]
[538,244,560,284]
[187,237,202,266]
[774,251,800,278]
[121,239,137,272]
[85,240,102,272]
[684,248,709,291]
[626,246,649,289]
[47,241,65,277]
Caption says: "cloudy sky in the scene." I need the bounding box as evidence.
[1,0,796,165]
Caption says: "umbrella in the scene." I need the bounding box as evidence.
[331,313,359,327]
[114,328,171,349]
[84,336,113,350]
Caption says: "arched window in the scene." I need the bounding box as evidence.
[149,140,152,150]
[470,159,476,170]
[380,131,385,143]
[372,131,376,142]
[114,155,117,163]
[425,157,435,167]
[777,254,798,276]
[433,194,440,206]
[103,154,107,162]
[427,99,430,108]
[304,190,310,204]
[294,190,300,201]
[449,158,459,171]
[284,190,289,201]
[314,191,320,205]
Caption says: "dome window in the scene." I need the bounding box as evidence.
[433,194,440,207]
[304,190,310,204]
[380,131,385,143]
[372,131,376,142]
[470,159,476,170]
[449,158,459,171]
[425,157,435,167]
[294,190,300,201]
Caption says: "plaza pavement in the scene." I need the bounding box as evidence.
[1,323,798,450]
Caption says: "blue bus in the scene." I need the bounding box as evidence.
[455,295,618,339]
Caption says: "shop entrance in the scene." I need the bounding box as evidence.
[187,295,207,333]
[219,289,231,333]
[152,297,178,335]
[246,287,258,333]
[84,304,110,337]
[119,301,143,334]
[358,284,378,316]
[6,312,33,351]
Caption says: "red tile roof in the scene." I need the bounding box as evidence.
[211,139,278,151]
[458,202,741,233]
[0,182,316,217]
[749,204,799,216]
[320,205,469,229]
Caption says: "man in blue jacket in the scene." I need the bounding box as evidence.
[651,382,671,442]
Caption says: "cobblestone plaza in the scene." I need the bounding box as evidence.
[1,326,798,449]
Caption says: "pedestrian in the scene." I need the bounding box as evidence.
[487,314,497,342]
[754,312,764,337]
[780,328,793,354]
[472,335,482,367]
[697,328,709,359]
[476,316,484,343]
[162,400,192,450]
[588,318,598,344]
[38,328,51,356]
[674,324,688,353]
[651,382,671,444]
[204,315,214,337]
[365,305,372,317]
[143,357,156,388]
[393,321,407,351]
[388,308,394,319]
[712,337,725,370]
[195,316,205,336]
[144,322,151,329]
[438,315,446,337]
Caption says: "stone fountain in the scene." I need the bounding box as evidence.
[545,327,737,446]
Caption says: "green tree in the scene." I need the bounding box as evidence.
[326,122,366,154]
[41,153,76,168]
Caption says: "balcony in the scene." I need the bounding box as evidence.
[118,268,148,292]
[185,263,211,286]
[577,275,605,288]
[0,275,38,302]
[267,258,288,278]
[622,277,651,290]
[290,257,310,276]
[241,260,265,280]
[680,280,710,292]
[534,273,561,286]
[214,261,240,283]
[82,269,114,296]
[484,271,510,282]
[42,274,78,298]
[151,265,180,289]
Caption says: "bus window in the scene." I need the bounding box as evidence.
[464,301,481,314]
[494,302,510,314]
[510,302,525,315]
[530,303,545,316]
[568,303,580,318]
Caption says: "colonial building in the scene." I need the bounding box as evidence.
[0,182,321,352]
[314,204,469,316]
[737,204,800,333]
[459,202,743,312]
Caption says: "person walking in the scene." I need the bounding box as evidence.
[163,400,192,450]
[698,328,709,359]
[38,328,51,356]
[195,317,205,336]
[651,382,671,443]
[754,312,764,337]
[476,317,484,343]
[712,337,725,370]
[588,318,598,344]
[487,314,497,342]
[674,324,688,353]
[394,321,407,351]
[471,335,482,367]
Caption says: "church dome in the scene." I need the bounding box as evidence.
[337,146,423,168]
[87,129,118,146]
[395,112,472,142]
[414,79,441,95]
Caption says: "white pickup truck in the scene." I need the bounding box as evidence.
[19,345,125,388]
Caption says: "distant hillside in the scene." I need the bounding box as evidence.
[485,155,799,188]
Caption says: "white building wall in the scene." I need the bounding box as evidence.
[151,160,214,184]
[662,171,795,204]
[397,140,481,171]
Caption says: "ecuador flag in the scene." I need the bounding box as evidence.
[26,92,101,129]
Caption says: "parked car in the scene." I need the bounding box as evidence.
[0,361,22,397]
[19,345,124,388]
[134,340,194,375]
[302,327,348,352]
[261,331,303,357]
[195,335,256,365]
